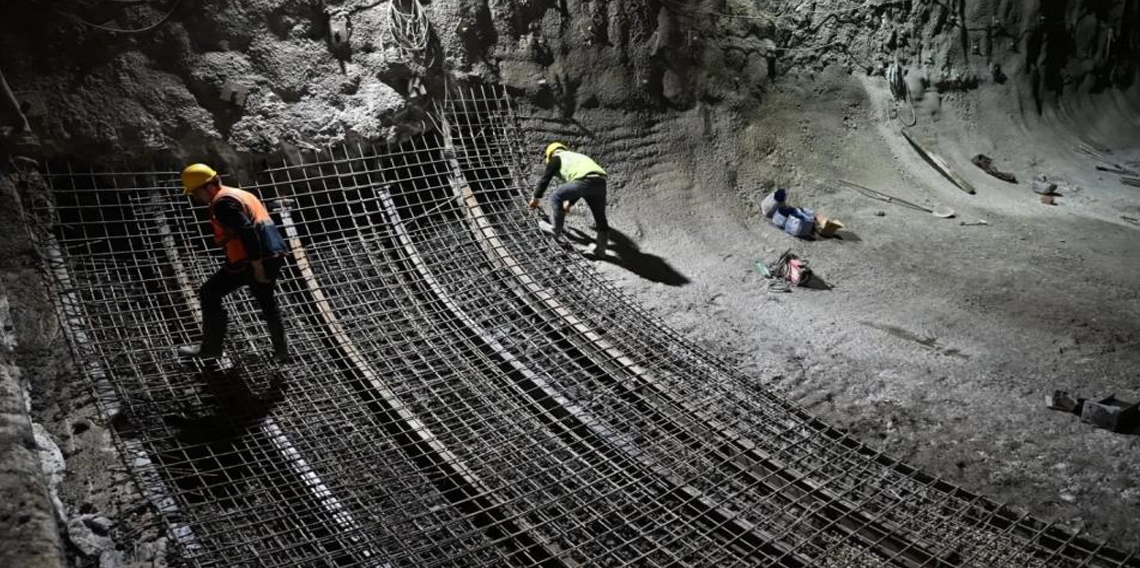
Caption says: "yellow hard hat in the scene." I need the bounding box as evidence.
[544,142,567,163]
[181,163,218,194]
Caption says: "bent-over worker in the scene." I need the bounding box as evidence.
[177,163,290,362]
[528,142,610,258]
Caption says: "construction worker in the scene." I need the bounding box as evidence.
[177,163,290,362]
[528,142,609,258]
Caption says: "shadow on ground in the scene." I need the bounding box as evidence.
[111,365,293,508]
[567,227,690,286]
[826,230,861,243]
[803,274,834,291]
[162,365,288,440]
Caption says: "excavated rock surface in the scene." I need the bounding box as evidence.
[1,1,1134,157]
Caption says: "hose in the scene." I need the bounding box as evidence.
[886,62,917,127]
[387,0,431,54]
[894,89,917,127]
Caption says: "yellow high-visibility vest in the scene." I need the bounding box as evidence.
[557,151,606,181]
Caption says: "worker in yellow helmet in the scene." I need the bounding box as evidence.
[528,142,610,259]
[178,163,291,362]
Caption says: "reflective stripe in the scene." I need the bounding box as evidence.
[557,151,606,182]
[209,187,287,265]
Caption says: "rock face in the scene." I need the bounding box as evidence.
[0,285,65,568]
[0,1,1134,161]
[0,0,419,162]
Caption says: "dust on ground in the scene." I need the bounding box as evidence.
[548,71,1140,547]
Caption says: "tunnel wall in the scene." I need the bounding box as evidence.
[0,1,1136,162]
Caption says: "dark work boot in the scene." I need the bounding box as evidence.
[586,230,609,259]
[270,331,290,364]
[272,348,290,364]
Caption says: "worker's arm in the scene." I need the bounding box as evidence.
[213,197,267,281]
[529,156,561,207]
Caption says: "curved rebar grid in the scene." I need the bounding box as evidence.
[16,85,1140,568]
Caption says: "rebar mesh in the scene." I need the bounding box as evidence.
[13,85,1138,568]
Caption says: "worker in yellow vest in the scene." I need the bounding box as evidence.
[177,163,290,362]
[528,142,610,259]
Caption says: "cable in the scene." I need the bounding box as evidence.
[25,0,185,34]
[387,0,430,53]
[893,90,917,127]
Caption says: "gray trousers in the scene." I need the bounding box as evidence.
[549,177,609,250]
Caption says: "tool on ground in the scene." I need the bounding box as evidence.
[900,129,977,194]
[971,154,1017,183]
[837,179,955,218]
[1076,145,1137,175]
[1096,165,1135,176]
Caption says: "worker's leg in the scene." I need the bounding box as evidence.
[548,180,587,238]
[249,257,288,362]
[582,179,609,257]
[186,266,244,356]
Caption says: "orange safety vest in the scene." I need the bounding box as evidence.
[209,187,284,265]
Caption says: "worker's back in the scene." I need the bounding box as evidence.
[557,151,606,182]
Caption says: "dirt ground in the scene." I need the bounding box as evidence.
[539,71,1140,548]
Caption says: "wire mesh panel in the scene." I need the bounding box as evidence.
[13,86,1139,568]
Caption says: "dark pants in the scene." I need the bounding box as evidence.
[549,177,608,245]
[199,257,286,354]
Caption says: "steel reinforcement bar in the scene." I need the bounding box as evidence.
[12,84,1139,567]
